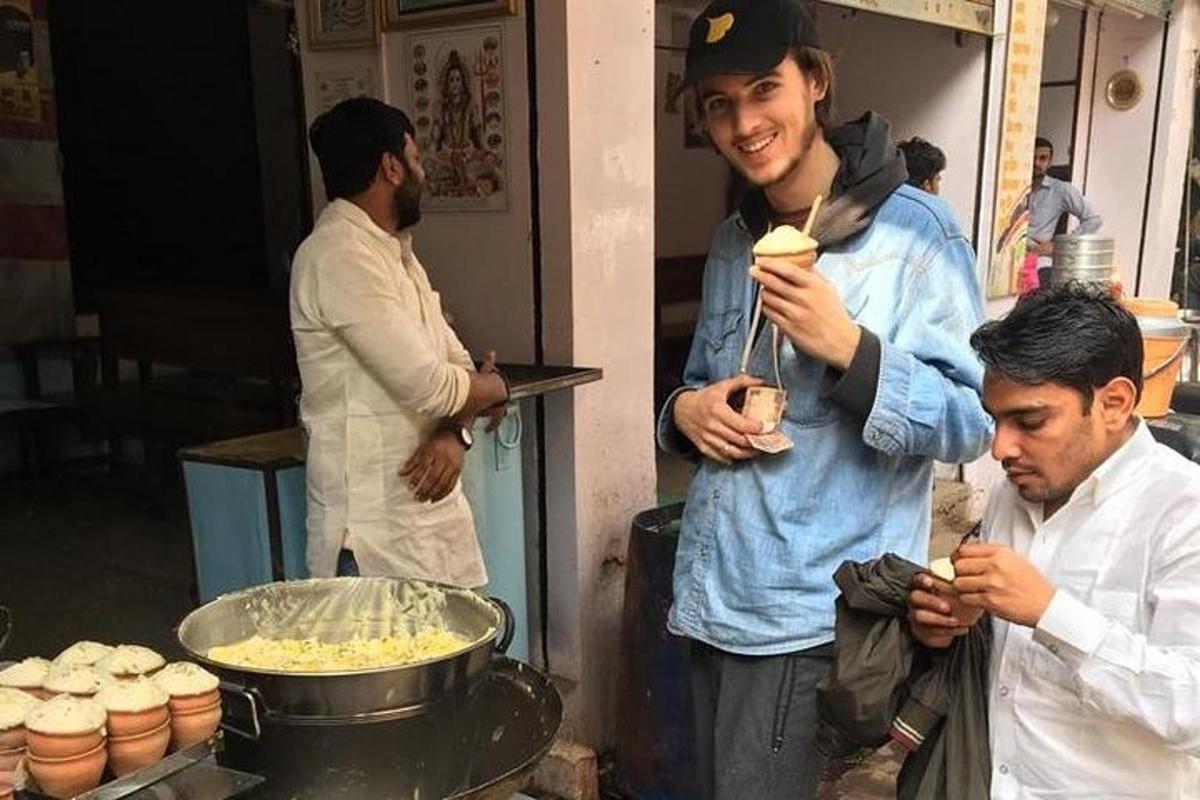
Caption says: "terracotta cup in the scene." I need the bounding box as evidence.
[0,746,24,772]
[167,688,220,714]
[108,719,171,777]
[169,701,222,751]
[0,726,24,751]
[107,704,169,738]
[26,740,107,799]
[26,727,104,760]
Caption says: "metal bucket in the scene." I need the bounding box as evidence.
[177,577,514,718]
[1050,234,1115,286]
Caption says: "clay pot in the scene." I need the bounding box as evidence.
[107,719,170,777]
[0,746,23,772]
[167,688,219,714]
[0,784,11,800]
[0,726,24,751]
[26,740,107,799]
[107,705,169,738]
[21,688,56,702]
[169,701,221,751]
[26,727,104,759]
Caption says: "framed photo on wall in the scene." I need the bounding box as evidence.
[306,0,378,50]
[381,0,517,31]
[406,24,508,212]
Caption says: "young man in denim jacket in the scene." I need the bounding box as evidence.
[656,1,993,797]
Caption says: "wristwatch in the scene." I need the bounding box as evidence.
[446,420,474,451]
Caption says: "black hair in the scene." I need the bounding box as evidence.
[1034,136,1054,154]
[970,282,1143,410]
[309,97,416,200]
[793,46,836,131]
[898,137,946,189]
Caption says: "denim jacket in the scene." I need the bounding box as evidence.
[657,185,993,655]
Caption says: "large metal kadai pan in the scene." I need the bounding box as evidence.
[177,576,514,718]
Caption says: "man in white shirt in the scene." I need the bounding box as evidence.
[290,98,508,586]
[908,283,1200,798]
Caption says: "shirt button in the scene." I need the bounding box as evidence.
[999,685,1010,697]
[999,765,1010,776]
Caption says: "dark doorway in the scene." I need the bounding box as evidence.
[48,1,310,310]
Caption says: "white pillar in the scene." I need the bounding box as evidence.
[1140,0,1200,297]
[536,0,657,748]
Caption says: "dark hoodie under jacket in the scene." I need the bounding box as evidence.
[815,554,992,800]
[739,111,910,419]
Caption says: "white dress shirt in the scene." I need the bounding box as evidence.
[983,422,1200,799]
[289,199,486,587]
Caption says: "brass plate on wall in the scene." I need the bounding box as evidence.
[1106,70,1143,111]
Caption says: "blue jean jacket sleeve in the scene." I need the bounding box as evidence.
[863,234,993,462]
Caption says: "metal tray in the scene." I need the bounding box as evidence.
[16,733,263,800]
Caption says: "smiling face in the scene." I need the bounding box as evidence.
[697,54,827,190]
[983,370,1136,511]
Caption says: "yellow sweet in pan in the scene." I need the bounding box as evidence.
[207,629,469,672]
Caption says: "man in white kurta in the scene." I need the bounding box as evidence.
[289,98,507,587]
[908,284,1200,798]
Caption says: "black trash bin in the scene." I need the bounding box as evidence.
[615,504,699,800]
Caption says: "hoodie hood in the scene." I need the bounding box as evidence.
[739,111,908,247]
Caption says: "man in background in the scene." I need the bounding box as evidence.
[290,98,509,586]
[899,137,946,195]
[1028,136,1102,257]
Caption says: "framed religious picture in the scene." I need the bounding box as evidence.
[306,0,378,50]
[407,24,508,212]
[381,0,517,31]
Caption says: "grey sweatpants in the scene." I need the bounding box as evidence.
[689,640,834,800]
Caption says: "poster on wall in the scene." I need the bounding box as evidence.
[314,67,378,113]
[987,0,1048,298]
[0,0,40,124]
[407,24,508,212]
[306,0,377,50]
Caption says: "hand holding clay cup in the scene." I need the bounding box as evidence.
[752,224,819,272]
[0,659,53,701]
[926,558,984,628]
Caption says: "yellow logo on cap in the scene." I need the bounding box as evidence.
[705,13,734,44]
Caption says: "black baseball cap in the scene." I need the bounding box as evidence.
[681,0,820,92]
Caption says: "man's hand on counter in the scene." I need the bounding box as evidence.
[459,350,510,420]
[400,429,466,502]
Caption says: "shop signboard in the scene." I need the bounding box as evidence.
[819,0,994,35]
[987,0,1048,298]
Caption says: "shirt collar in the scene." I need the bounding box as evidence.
[321,198,413,255]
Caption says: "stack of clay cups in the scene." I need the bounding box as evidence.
[0,688,42,798]
[153,663,222,751]
[24,694,108,798]
[0,658,53,701]
[42,666,107,701]
[95,645,165,684]
[96,678,172,776]
[52,641,114,672]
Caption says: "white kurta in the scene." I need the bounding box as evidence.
[984,423,1200,799]
[289,199,487,587]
